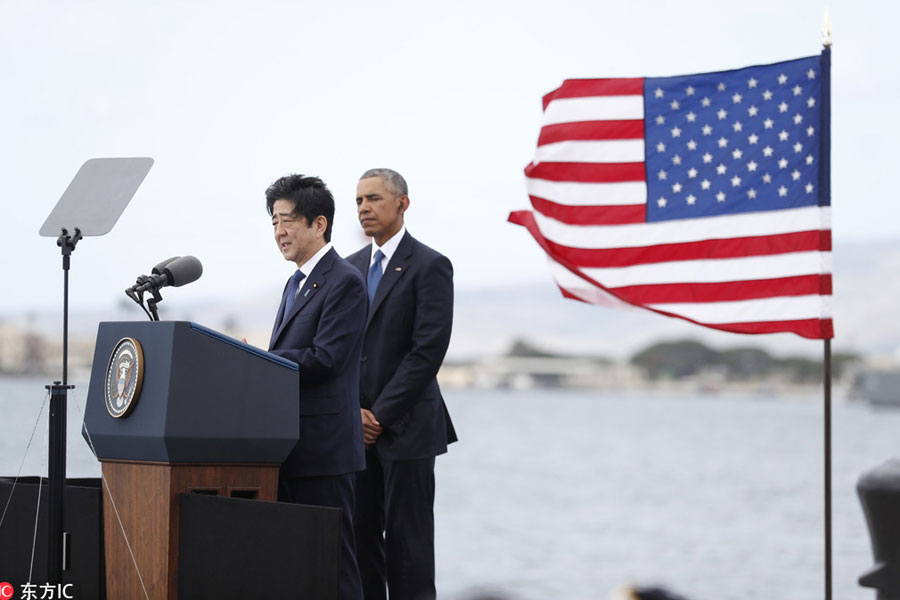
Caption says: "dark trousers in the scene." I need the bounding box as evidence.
[354,452,436,600]
[280,473,363,600]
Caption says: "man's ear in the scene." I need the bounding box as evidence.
[398,195,410,215]
[315,215,328,235]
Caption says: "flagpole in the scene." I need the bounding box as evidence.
[821,12,833,597]
[824,338,832,600]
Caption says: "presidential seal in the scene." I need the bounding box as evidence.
[105,337,144,418]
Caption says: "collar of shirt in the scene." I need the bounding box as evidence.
[296,242,333,283]
[370,225,406,271]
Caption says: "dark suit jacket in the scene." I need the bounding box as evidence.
[346,231,457,460]
[269,247,367,478]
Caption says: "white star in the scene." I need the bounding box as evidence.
[762,146,774,157]
[656,115,666,125]
[686,139,698,150]
[806,183,814,193]
[702,124,712,135]
[686,86,695,96]
[672,154,682,165]
[793,114,803,125]
[657,141,666,152]
[778,130,789,141]
[733,121,743,132]
[747,105,759,117]
[687,167,698,178]
[807,126,815,136]
[763,118,774,129]
[655,88,664,98]
[731,175,742,187]
[807,97,816,108]
[686,112,697,122]
[806,154,815,165]
[732,148,743,159]
[716,163,727,175]
[670,100,680,110]
[748,188,757,199]
[657,197,667,207]
[701,179,712,190]
[778,73,788,84]
[792,170,801,181]
[763,173,772,183]
[671,127,682,138]
[717,82,726,91]
[702,153,713,163]
[747,160,758,172]
[657,169,667,180]
[701,97,711,107]
[748,78,758,88]
[748,133,759,144]
[717,137,728,148]
[793,85,802,96]
[717,108,728,120]
[686,194,697,205]
[778,158,788,169]
[793,142,803,153]
[672,182,682,193]
[778,186,788,197]
[778,102,789,113]
[763,90,773,100]
[808,69,816,79]
[732,93,743,104]
[716,191,726,202]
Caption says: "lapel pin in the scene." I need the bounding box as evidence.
[395,267,402,271]
[313,283,319,288]
[304,289,311,297]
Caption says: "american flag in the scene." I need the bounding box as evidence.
[509,52,833,340]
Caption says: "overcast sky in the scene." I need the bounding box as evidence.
[1,0,895,315]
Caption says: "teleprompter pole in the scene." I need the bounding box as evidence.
[46,228,80,583]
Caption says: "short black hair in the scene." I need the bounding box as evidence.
[265,174,334,242]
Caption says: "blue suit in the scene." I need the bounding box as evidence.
[346,232,456,600]
[269,246,367,599]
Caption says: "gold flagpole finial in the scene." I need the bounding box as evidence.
[823,7,833,47]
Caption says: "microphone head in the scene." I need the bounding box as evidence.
[152,256,182,275]
[164,255,203,287]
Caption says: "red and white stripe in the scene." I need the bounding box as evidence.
[512,78,833,339]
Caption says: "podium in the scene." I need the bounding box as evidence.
[83,321,301,599]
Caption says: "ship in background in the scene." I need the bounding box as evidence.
[851,368,900,407]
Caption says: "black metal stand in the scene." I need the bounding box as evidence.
[45,227,81,583]
[125,276,162,321]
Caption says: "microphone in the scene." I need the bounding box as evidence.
[152,256,181,275]
[128,256,203,293]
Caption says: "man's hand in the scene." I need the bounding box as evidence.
[360,408,382,447]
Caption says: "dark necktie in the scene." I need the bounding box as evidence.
[367,249,384,305]
[284,269,305,316]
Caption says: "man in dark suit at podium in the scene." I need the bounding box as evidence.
[346,168,456,600]
[265,174,367,600]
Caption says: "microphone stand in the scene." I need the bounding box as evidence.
[125,279,163,322]
[45,227,81,583]
[146,287,163,322]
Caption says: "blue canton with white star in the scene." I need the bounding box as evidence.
[644,55,823,222]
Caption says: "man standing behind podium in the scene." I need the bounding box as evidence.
[265,174,367,600]
[346,169,456,600]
